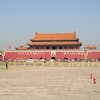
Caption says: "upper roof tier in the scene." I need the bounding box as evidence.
[31,32,79,41]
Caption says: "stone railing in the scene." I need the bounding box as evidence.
[0,61,100,69]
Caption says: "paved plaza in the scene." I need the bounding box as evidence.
[0,65,100,100]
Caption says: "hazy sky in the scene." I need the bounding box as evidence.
[0,0,100,50]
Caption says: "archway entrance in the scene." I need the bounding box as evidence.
[50,57,55,61]
[63,58,68,62]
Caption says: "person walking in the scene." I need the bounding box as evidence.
[5,61,8,70]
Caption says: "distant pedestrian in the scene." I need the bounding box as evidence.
[5,61,8,70]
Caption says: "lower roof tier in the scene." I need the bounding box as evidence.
[28,41,82,46]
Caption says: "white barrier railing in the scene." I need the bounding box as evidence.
[0,61,100,69]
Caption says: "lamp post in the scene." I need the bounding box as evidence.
[84,48,88,62]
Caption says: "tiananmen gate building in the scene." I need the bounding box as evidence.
[27,32,82,50]
[0,32,100,61]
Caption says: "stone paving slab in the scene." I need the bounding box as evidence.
[0,66,100,100]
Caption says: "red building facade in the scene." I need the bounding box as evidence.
[3,50,100,61]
